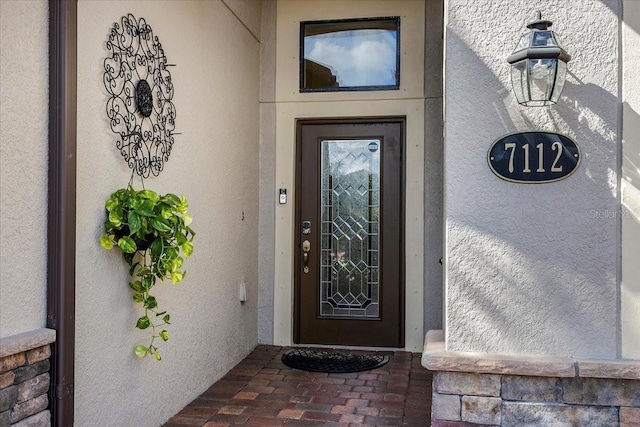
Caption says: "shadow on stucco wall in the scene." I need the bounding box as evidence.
[444,27,620,358]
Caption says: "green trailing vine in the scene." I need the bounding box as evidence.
[99,186,195,360]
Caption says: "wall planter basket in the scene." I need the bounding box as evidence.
[100,186,195,360]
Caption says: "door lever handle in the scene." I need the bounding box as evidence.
[302,240,311,273]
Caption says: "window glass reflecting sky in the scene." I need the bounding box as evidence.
[304,29,398,87]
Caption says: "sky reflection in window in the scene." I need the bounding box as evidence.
[301,18,399,91]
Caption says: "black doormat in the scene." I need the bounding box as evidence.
[282,349,389,373]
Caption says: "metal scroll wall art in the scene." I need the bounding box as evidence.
[104,14,177,179]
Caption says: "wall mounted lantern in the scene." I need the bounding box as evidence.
[507,13,571,107]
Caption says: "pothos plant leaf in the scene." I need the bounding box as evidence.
[99,186,195,360]
[118,236,137,253]
[134,345,148,358]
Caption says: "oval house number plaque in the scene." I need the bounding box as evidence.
[488,132,581,183]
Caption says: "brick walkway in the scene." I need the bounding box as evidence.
[164,345,432,426]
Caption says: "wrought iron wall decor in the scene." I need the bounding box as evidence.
[104,14,177,178]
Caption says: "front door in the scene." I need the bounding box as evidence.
[295,119,404,347]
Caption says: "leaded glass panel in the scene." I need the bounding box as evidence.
[320,139,380,318]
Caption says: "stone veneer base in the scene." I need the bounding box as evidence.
[422,330,640,427]
[0,329,55,427]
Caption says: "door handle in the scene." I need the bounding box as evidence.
[302,240,311,273]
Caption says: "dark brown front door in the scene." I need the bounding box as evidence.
[295,119,404,347]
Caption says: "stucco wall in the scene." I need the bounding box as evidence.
[261,0,444,348]
[423,0,445,335]
[258,0,277,345]
[444,0,620,358]
[76,1,260,425]
[622,0,640,359]
[271,0,427,351]
[0,0,48,339]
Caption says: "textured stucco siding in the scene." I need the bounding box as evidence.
[622,0,640,359]
[444,0,620,358]
[423,0,445,336]
[76,1,260,425]
[258,0,276,345]
[0,0,49,339]
[271,0,427,351]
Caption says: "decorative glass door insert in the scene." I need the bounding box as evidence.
[320,140,380,318]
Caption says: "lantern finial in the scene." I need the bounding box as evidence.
[527,12,553,31]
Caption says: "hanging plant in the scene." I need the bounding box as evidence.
[99,186,195,360]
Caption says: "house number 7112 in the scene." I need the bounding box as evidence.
[504,141,563,174]
[488,132,581,184]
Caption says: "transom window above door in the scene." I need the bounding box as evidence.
[300,17,400,92]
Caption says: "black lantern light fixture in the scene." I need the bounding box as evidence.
[507,13,571,107]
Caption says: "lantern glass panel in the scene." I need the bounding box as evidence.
[514,33,530,52]
[550,60,567,103]
[527,58,557,106]
[532,30,555,47]
[510,59,528,104]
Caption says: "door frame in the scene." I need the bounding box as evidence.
[293,117,406,347]
[272,100,425,351]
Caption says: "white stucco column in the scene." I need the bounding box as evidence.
[621,0,640,359]
[443,0,620,358]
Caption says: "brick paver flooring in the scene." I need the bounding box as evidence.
[164,345,432,426]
